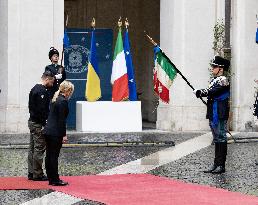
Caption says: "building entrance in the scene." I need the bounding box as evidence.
[64,0,160,127]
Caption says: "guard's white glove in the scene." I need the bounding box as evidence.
[55,73,62,80]
[193,89,198,95]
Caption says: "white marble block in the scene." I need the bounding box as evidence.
[76,101,142,132]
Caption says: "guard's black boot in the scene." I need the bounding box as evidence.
[211,142,227,174]
[204,143,219,173]
[211,165,225,174]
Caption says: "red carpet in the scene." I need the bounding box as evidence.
[54,174,258,205]
[0,177,49,190]
[1,174,258,205]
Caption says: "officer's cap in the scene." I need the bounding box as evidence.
[48,47,59,60]
[210,56,230,71]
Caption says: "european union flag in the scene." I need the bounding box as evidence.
[63,29,70,48]
[124,29,137,101]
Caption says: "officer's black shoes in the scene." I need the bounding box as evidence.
[49,180,69,186]
[211,166,225,174]
[32,175,48,181]
[203,165,217,173]
[28,173,33,180]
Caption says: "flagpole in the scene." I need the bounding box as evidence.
[145,31,207,105]
[60,14,69,69]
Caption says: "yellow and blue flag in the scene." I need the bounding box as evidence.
[85,30,101,101]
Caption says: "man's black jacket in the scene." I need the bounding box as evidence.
[28,84,50,125]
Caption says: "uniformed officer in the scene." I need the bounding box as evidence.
[194,56,230,174]
[28,71,55,180]
[45,47,66,99]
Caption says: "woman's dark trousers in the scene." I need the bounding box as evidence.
[45,136,62,183]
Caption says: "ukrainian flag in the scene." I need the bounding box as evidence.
[85,30,101,101]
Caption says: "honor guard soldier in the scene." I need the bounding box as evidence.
[45,47,66,99]
[194,56,230,174]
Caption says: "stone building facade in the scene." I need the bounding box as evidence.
[0,0,258,133]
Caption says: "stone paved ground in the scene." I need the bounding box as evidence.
[150,142,258,196]
[1,131,258,204]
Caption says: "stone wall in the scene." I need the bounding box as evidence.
[0,0,64,133]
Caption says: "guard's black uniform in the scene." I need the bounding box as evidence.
[45,64,66,99]
[199,76,230,129]
[195,56,230,174]
[43,94,69,185]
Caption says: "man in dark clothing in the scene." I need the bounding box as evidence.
[45,47,66,99]
[194,56,230,174]
[28,71,55,180]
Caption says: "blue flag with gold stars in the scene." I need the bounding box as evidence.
[124,29,137,101]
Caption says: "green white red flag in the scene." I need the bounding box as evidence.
[153,47,177,103]
[111,27,129,101]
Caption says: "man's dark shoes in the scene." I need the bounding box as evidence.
[32,175,48,181]
[203,165,217,173]
[28,173,33,180]
[49,180,68,186]
[211,166,225,174]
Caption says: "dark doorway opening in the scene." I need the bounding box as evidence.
[64,0,160,128]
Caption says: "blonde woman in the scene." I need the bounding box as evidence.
[43,80,74,186]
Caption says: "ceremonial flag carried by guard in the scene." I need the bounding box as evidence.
[153,46,177,103]
[124,20,137,101]
[111,22,129,101]
[85,26,101,101]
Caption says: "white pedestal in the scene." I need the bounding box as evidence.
[76,101,142,132]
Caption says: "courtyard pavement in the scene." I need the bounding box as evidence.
[1,130,258,204]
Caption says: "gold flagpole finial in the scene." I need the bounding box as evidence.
[91,17,96,28]
[118,17,122,28]
[144,30,158,46]
[125,18,129,29]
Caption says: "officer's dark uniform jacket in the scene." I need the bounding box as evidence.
[28,84,50,126]
[198,76,230,121]
[43,95,69,139]
[45,64,66,98]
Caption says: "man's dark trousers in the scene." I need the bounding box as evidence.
[28,120,46,178]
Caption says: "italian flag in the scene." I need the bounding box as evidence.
[153,47,177,103]
[111,28,129,101]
